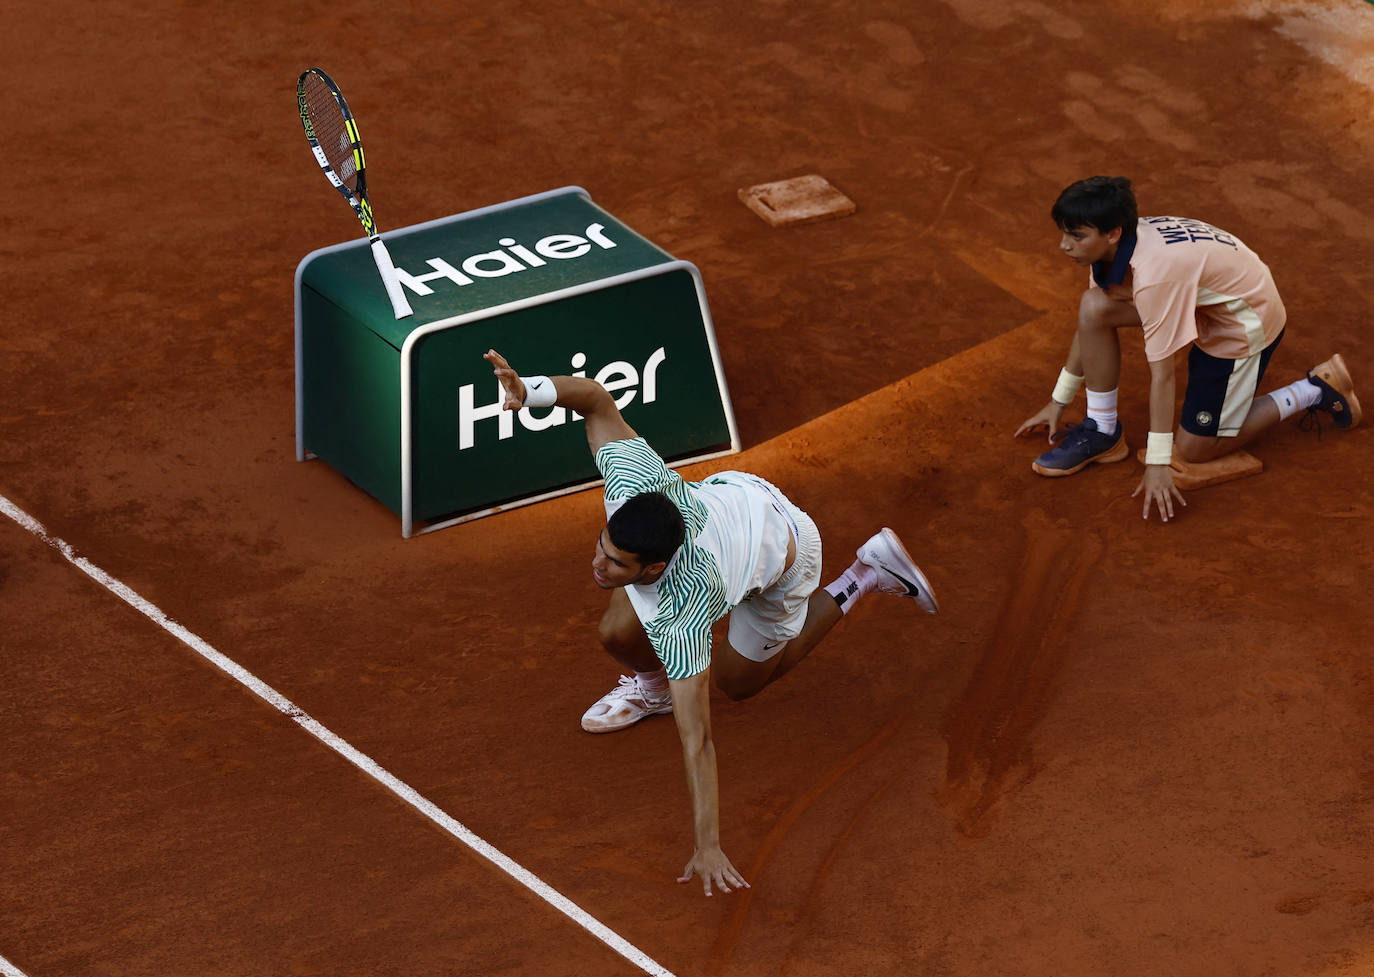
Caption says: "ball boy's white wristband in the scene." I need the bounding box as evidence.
[1051,368,1084,406]
[1145,431,1174,466]
[520,375,557,408]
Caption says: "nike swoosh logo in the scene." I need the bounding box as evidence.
[528,380,544,390]
[887,570,923,598]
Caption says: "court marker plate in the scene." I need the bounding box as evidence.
[738,174,856,227]
[1133,447,1263,489]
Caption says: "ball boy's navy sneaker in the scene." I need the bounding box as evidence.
[1032,417,1129,477]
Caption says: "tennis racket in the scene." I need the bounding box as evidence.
[296,67,413,320]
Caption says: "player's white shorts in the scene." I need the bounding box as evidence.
[727,478,823,663]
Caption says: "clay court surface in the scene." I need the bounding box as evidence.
[4,1,1373,974]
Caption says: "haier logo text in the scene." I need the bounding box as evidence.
[397,223,617,296]
[458,347,667,450]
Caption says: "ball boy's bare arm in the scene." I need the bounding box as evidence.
[1015,333,1086,441]
[1131,355,1187,523]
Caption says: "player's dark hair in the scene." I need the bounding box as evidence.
[1051,176,1138,236]
[607,491,685,567]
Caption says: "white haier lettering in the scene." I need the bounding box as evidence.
[396,223,618,297]
[458,347,667,450]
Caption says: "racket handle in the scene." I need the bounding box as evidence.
[369,237,414,320]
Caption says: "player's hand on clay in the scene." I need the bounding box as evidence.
[1132,464,1187,522]
[1015,401,1066,443]
[678,846,750,897]
[483,349,525,411]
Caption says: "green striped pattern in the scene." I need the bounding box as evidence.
[596,438,728,679]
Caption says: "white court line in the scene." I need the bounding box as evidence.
[0,493,675,977]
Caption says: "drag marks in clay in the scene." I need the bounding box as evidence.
[939,508,1103,838]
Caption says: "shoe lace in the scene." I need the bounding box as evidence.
[609,674,668,704]
[1298,407,1324,439]
[1050,419,1090,446]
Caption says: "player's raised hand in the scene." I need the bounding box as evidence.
[1015,400,1067,443]
[483,349,526,411]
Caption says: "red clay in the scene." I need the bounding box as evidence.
[3,1,1372,976]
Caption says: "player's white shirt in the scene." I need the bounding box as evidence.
[692,470,790,604]
[597,438,789,679]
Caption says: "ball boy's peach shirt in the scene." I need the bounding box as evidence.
[1092,216,1286,362]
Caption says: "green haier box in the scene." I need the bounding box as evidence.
[294,186,740,537]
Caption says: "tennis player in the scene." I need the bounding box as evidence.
[1015,176,1361,521]
[483,349,938,896]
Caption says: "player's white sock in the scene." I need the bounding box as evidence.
[1268,378,1322,421]
[824,561,878,615]
[636,666,669,699]
[1086,387,1118,436]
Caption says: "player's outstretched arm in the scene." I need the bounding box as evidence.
[483,349,638,456]
[669,669,750,897]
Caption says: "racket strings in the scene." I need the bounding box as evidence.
[300,74,362,191]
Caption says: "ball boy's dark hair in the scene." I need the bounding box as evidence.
[1051,176,1138,236]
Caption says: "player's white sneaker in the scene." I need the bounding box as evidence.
[580,675,674,733]
[856,528,939,614]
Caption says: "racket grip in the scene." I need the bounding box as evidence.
[369,237,414,320]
